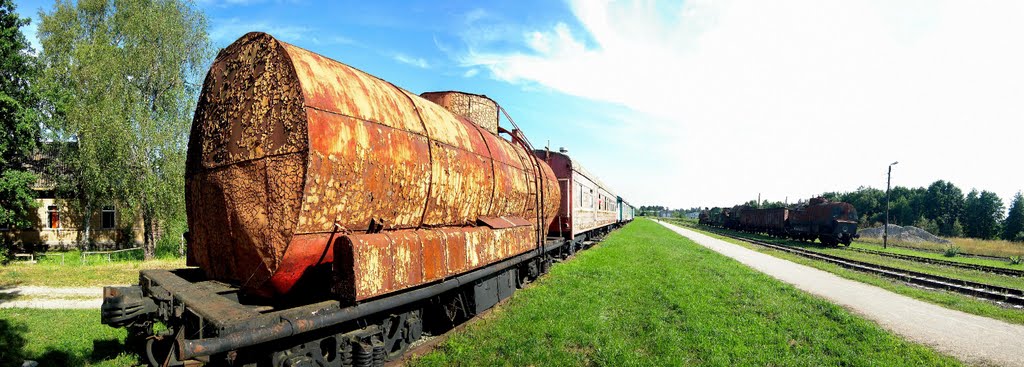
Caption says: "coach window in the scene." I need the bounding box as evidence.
[102,206,116,229]
[47,205,60,229]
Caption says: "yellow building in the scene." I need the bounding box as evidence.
[1,150,145,250]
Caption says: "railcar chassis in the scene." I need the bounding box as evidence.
[102,237,589,367]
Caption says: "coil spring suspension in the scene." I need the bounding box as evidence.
[353,337,386,367]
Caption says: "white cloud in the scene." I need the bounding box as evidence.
[458,0,1024,209]
[209,18,313,44]
[393,53,430,69]
[463,68,480,78]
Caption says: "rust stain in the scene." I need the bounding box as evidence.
[335,226,537,302]
[186,32,562,297]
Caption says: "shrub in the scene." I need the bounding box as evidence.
[1009,256,1022,265]
[155,218,187,259]
[943,245,961,257]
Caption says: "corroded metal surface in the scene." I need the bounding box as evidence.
[334,226,534,302]
[533,150,615,239]
[185,33,308,286]
[185,32,559,297]
[420,91,499,135]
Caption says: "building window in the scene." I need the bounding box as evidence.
[102,206,116,229]
[47,205,60,229]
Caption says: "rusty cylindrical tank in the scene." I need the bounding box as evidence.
[185,32,559,299]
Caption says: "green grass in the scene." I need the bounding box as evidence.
[858,236,1024,259]
[810,247,1024,290]
[0,257,185,287]
[687,226,1024,325]
[668,219,1024,289]
[849,241,1024,270]
[412,219,961,366]
[0,308,136,367]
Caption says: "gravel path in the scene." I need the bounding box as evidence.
[657,221,1024,367]
[0,286,105,309]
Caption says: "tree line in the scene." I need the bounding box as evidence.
[689,180,1024,242]
[0,0,209,259]
[821,181,1024,241]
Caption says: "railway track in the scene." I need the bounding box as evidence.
[712,231,1024,307]
[844,247,1024,277]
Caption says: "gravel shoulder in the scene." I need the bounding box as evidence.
[658,220,1024,367]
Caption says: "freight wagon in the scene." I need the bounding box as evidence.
[100,32,634,367]
[698,198,859,246]
[738,207,788,237]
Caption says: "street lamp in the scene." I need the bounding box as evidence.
[884,161,899,249]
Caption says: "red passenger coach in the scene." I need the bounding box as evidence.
[534,149,629,244]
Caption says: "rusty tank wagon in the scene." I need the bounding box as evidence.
[100,32,633,367]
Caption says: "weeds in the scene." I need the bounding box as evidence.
[943,245,962,258]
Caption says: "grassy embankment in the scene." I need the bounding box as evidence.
[678,223,1024,325]
[669,217,1024,269]
[1,252,185,288]
[858,236,1024,259]
[670,221,1024,290]
[412,219,961,366]
[849,241,1024,270]
[0,308,134,367]
[0,253,185,365]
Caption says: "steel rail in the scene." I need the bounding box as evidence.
[843,247,1024,277]
[712,231,1024,306]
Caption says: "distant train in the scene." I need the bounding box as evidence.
[699,197,859,246]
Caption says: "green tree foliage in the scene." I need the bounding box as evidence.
[37,0,210,258]
[923,180,964,237]
[961,190,1004,240]
[0,0,40,243]
[1004,193,1024,241]
[816,181,1020,241]
[823,187,885,225]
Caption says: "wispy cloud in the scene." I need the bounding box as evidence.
[393,53,430,69]
[209,18,312,43]
[455,0,1024,207]
[463,68,479,78]
[208,18,357,48]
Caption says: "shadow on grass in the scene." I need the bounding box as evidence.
[0,318,28,366]
[0,317,127,366]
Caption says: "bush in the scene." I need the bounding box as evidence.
[155,217,187,259]
[1009,256,1022,265]
[943,245,962,257]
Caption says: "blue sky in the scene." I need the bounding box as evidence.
[13,0,1024,210]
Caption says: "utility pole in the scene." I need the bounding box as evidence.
[885,161,899,249]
